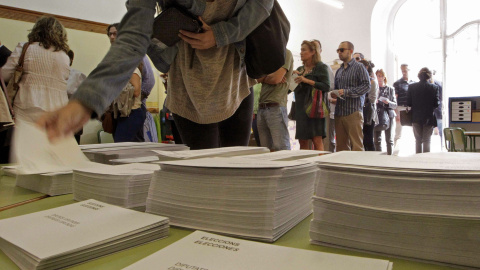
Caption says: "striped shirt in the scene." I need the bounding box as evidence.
[334,59,371,116]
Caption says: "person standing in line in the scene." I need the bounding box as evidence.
[393,63,414,146]
[374,69,397,155]
[2,16,70,123]
[353,52,364,62]
[293,40,330,150]
[66,50,87,144]
[256,49,293,151]
[107,23,155,142]
[326,92,337,152]
[331,41,371,151]
[359,60,379,151]
[312,39,335,152]
[407,67,439,153]
[431,70,443,147]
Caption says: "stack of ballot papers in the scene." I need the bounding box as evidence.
[111,146,272,164]
[80,142,189,164]
[307,151,480,269]
[237,149,329,161]
[146,157,319,242]
[152,146,270,162]
[124,231,393,270]
[15,171,72,196]
[73,163,160,210]
[0,200,169,270]
[110,155,160,165]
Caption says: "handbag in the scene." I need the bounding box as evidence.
[152,5,203,47]
[400,107,413,126]
[305,88,326,119]
[6,42,30,108]
[113,82,136,118]
[245,0,290,79]
[101,104,115,134]
[374,105,390,131]
[288,101,296,121]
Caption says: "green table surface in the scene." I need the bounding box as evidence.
[0,194,458,270]
[0,174,47,209]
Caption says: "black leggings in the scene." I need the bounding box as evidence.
[173,88,254,150]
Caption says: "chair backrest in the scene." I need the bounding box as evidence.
[97,129,114,144]
[443,128,452,151]
[444,127,467,152]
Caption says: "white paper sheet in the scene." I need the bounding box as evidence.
[12,121,95,174]
[123,231,392,270]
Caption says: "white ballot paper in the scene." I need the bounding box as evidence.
[12,121,94,174]
[124,231,392,270]
[0,199,169,270]
[330,89,345,100]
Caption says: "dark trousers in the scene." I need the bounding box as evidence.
[174,88,254,150]
[363,123,376,151]
[114,108,145,142]
[252,114,261,147]
[374,117,395,155]
[412,123,434,153]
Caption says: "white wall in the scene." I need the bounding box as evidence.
[1,0,378,64]
[278,0,378,65]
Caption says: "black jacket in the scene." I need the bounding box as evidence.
[407,81,439,126]
[0,45,12,68]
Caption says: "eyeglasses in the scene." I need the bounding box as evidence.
[108,32,117,37]
[336,48,349,53]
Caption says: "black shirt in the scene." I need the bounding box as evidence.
[393,78,414,106]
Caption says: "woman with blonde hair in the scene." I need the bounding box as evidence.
[2,16,70,122]
[374,69,397,155]
[293,40,330,150]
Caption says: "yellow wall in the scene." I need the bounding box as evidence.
[1,18,166,144]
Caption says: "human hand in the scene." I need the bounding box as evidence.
[383,99,389,104]
[179,17,216,49]
[293,70,301,75]
[281,77,287,84]
[294,76,306,84]
[36,100,92,142]
[330,89,344,99]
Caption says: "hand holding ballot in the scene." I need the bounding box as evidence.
[36,100,92,142]
[330,89,344,99]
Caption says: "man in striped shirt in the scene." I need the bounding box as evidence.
[331,41,371,151]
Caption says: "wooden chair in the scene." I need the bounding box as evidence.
[444,127,468,152]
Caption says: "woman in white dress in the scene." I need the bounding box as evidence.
[2,16,70,122]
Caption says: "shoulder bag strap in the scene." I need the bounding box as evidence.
[15,42,31,77]
[9,42,31,108]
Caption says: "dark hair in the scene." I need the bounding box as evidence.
[107,23,120,36]
[341,41,354,51]
[375,69,388,84]
[418,67,432,81]
[67,50,74,66]
[28,16,69,53]
[354,52,364,60]
[311,39,322,49]
[360,60,375,76]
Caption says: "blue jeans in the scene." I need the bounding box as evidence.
[257,106,291,151]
